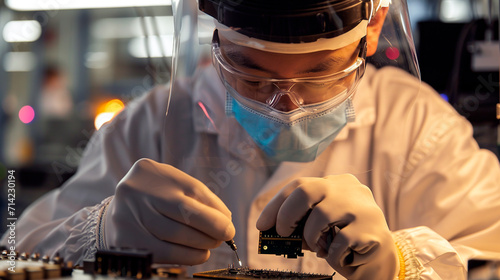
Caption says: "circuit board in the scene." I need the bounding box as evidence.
[193,267,334,280]
[259,226,304,258]
[2,247,335,280]
[258,210,313,259]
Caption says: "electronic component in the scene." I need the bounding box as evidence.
[2,247,335,280]
[193,266,334,280]
[259,226,304,258]
[258,210,312,259]
[86,248,153,278]
[225,240,242,266]
[82,248,186,279]
[0,250,72,280]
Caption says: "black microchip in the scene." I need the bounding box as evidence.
[258,225,304,258]
[91,248,152,278]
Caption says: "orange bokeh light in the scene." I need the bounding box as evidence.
[94,99,125,130]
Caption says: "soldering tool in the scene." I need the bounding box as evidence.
[225,240,242,266]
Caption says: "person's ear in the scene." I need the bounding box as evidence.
[366,7,389,56]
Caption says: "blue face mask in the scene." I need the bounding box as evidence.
[226,87,356,162]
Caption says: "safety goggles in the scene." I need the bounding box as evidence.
[211,30,366,112]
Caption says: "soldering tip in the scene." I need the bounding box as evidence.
[235,250,242,267]
[226,240,242,267]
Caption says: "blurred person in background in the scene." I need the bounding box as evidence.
[39,66,73,118]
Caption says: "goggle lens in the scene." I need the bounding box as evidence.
[212,33,366,112]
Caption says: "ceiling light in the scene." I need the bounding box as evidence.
[6,0,171,11]
[128,35,173,58]
[92,16,173,39]
[3,20,42,42]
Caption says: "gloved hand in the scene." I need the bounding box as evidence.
[256,174,399,280]
[102,158,235,265]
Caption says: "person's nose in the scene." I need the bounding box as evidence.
[266,83,302,112]
[267,92,301,112]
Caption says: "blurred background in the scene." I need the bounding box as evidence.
[0,0,499,230]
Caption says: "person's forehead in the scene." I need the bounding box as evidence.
[218,34,360,77]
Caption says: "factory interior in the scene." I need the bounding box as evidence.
[0,0,499,250]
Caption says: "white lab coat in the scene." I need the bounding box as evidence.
[2,65,500,279]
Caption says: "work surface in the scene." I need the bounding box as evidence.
[2,249,500,280]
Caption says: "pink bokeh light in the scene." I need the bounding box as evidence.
[385,47,400,60]
[19,105,35,124]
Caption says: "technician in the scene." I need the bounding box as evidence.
[2,0,500,279]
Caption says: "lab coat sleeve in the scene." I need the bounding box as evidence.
[380,80,500,279]
[0,86,170,265]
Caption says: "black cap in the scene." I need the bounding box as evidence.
[199,0,373,44]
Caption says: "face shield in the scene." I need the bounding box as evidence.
[168,0,420,163]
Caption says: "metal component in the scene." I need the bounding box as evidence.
[19,252,28,261]
[30,253,40,261]
[225,240,242,266]
[42,255,50,263]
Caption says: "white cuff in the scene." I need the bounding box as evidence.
[97,196,113,250]
[82,196,113,261]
